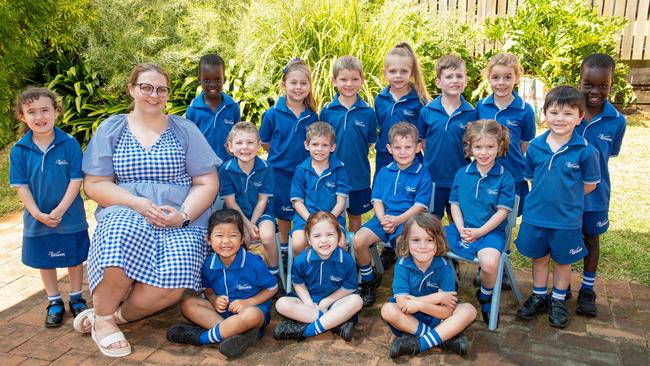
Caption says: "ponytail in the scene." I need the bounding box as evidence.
[386,42,431,104]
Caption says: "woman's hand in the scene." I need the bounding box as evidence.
[132,197,167,227]
[159,206,187,227]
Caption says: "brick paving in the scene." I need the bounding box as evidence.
[0,213,648,365]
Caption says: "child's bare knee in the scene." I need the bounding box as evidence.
[275,297,291,315]
[380,302,400,322]
[180,297,200,314]
[240,307,263,326]
[480,257,499,275]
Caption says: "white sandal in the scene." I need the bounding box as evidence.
[114,306,128,325]
[73,308,94,334]
[91,313,132,358]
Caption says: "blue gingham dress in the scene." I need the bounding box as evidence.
[87,127,208,291]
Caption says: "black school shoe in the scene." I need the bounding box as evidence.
[389,335,420,358]
[331,320,354,342]
[516,293,549,320]
[358,274,382,307]
[219,327,259,359]
[440,333,468,355]
[380,247,397,270]
[272,320,307,341]
[166,323,204,346]
[68,297,88,318]
[548,298,569,328]
[45,299,65,328]
[576,288,598,317]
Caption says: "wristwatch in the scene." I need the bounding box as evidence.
[181,211,191,227]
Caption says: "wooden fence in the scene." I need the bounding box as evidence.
[416,0,650,61]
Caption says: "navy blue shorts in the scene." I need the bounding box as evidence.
[347,188,373,216]
[431,186,451,219]
[445,225,505,260]
[219,302,272,337]
[515,222,588,265]
[582,210,609,236]
[386,297,441,337]
[515,181,529,217]
[272,170,295,220]
[256,214,276,227]
[362,215,403,244]
[22,230,89,269]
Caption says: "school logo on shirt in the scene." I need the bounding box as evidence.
[224,119,235,125]
[281,206,294,212]
[48,251,65,257]
[506,120,519,127]
[565,162,580,169]
[330,275,342,283]
[487,189,499,195]
[252,181,263,188]
[362,203,372,209]
[405,186,417,193]
[596,219,609,228]
[425,281,439,290]
[569,247,584,255]
[598,133,613,142]
[325,181,336,188]
[235,283,253,291]
[353,120,366,128]
[55,159,68,166]
[402,110,415,117]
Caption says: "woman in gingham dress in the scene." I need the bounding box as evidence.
[75,63,220,357]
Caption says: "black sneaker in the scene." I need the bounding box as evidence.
[576,288,597,317]
[272,320,307,341]
[380,247,397,270]
[475,289,491,324]
[548,298,569,328]
[166,323,204,346]
[219,327,259,358]
[389,335,420,358]
[68,297,88,318]
[359,274,382,307]
[440,333,468,355]
[331,320,354,342]
[45,299,65,328]
[516,293,549,320]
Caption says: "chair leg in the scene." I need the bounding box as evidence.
[489,255,507,331]
[504,254,522,304]
[275,233,286,291]
[286,238,294,294]
[346,232,356,263]
[370,244,384,274]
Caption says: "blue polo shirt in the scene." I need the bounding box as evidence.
[260,96,318,173]
[449,161,515,233]
[476,92,536,182]
[372,161,433,215]
[320,94,377,190]
[523,130,601,230]
[290,157,350,218]
[9,127,88,237]
[185,91,241,162]
[417,96,478,187]
[374,86,424,153]
[201,248,278,308]
[576,101,626,212]
[219,157,274,219]
[392,256,455,297]
[291,247,357,303]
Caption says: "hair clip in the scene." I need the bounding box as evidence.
[282,58,302,74]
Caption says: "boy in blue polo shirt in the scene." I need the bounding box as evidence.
[320,56,377,233]
[290,122,350,254]
[219,122,280,284]
[186,54,241,162]
[167,209,277,359]
[515,86,600,329]
[575,54,626,317]
[273,212,362,342]
[353,122,433,307]
[417,54,478,219]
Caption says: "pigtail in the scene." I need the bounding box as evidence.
[388,42,431,104]
[497,123,511,157]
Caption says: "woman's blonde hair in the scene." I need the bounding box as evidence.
[281,58,317,112]
[396,213,448,257]
[384,42,431,105]
[463,119,510,159]
[126,63,170,112]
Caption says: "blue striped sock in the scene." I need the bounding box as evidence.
[269,265,279,275]
[304,318,325,337]
[415,321,430,337]
[69,291,83,301]
[418,328,442,352]
[552,287,568,301]
[199,324,222,344]
[359,264,375,282]
[479,285,493,302]
[581,271,596,290]
[533,286,548,298]
[280,242,289,253]
[47,294,63,315]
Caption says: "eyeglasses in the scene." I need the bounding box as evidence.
[135,83,170,97]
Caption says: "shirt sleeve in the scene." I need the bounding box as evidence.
[413,170,433,209]
[611,117,626,157]
[82,115,123,176]
[291,255,306,286]
[9,146,28,186]
[524,147,534,181]
[218,166,235,197]
[367,109,378,144]
[415,109,428,140]
[68,139,84,180]
[185,105,196,122]
[497,172,515,211]
[582,146,601,184]
[179,118,222,176]
[254,256,278,291]
[290,168,306,202]
[438,259,456,292]
[342,255,358,291]
[233,102,241,123]
[259,110,273,144]
[521,104,537,142]
[336,166,351,197]
[448,170,461,204]
[392,261,410,297]
[371,168,386,202]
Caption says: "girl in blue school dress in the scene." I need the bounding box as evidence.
[9,87,90,328]
[381,213,476,359]
[445,120,515,324]
[260,59,319,265]
[166,208,277,359]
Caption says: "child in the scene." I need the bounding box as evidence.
[445,120,515,324]
[575,53,626,317]
[375,42,430,173]
[476,53,536,216]
[9,87,90,327]
[320,56,377,233]
[353,122,433,307]
[273,211,363,342]
[381,213,476,358]
[166,209,278,359]
[260,58,319,264]
[186,54,241,162]
[416,54,478,219]
[290,122,350,254]
[515,86,600,328]
[219,122,280,284]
